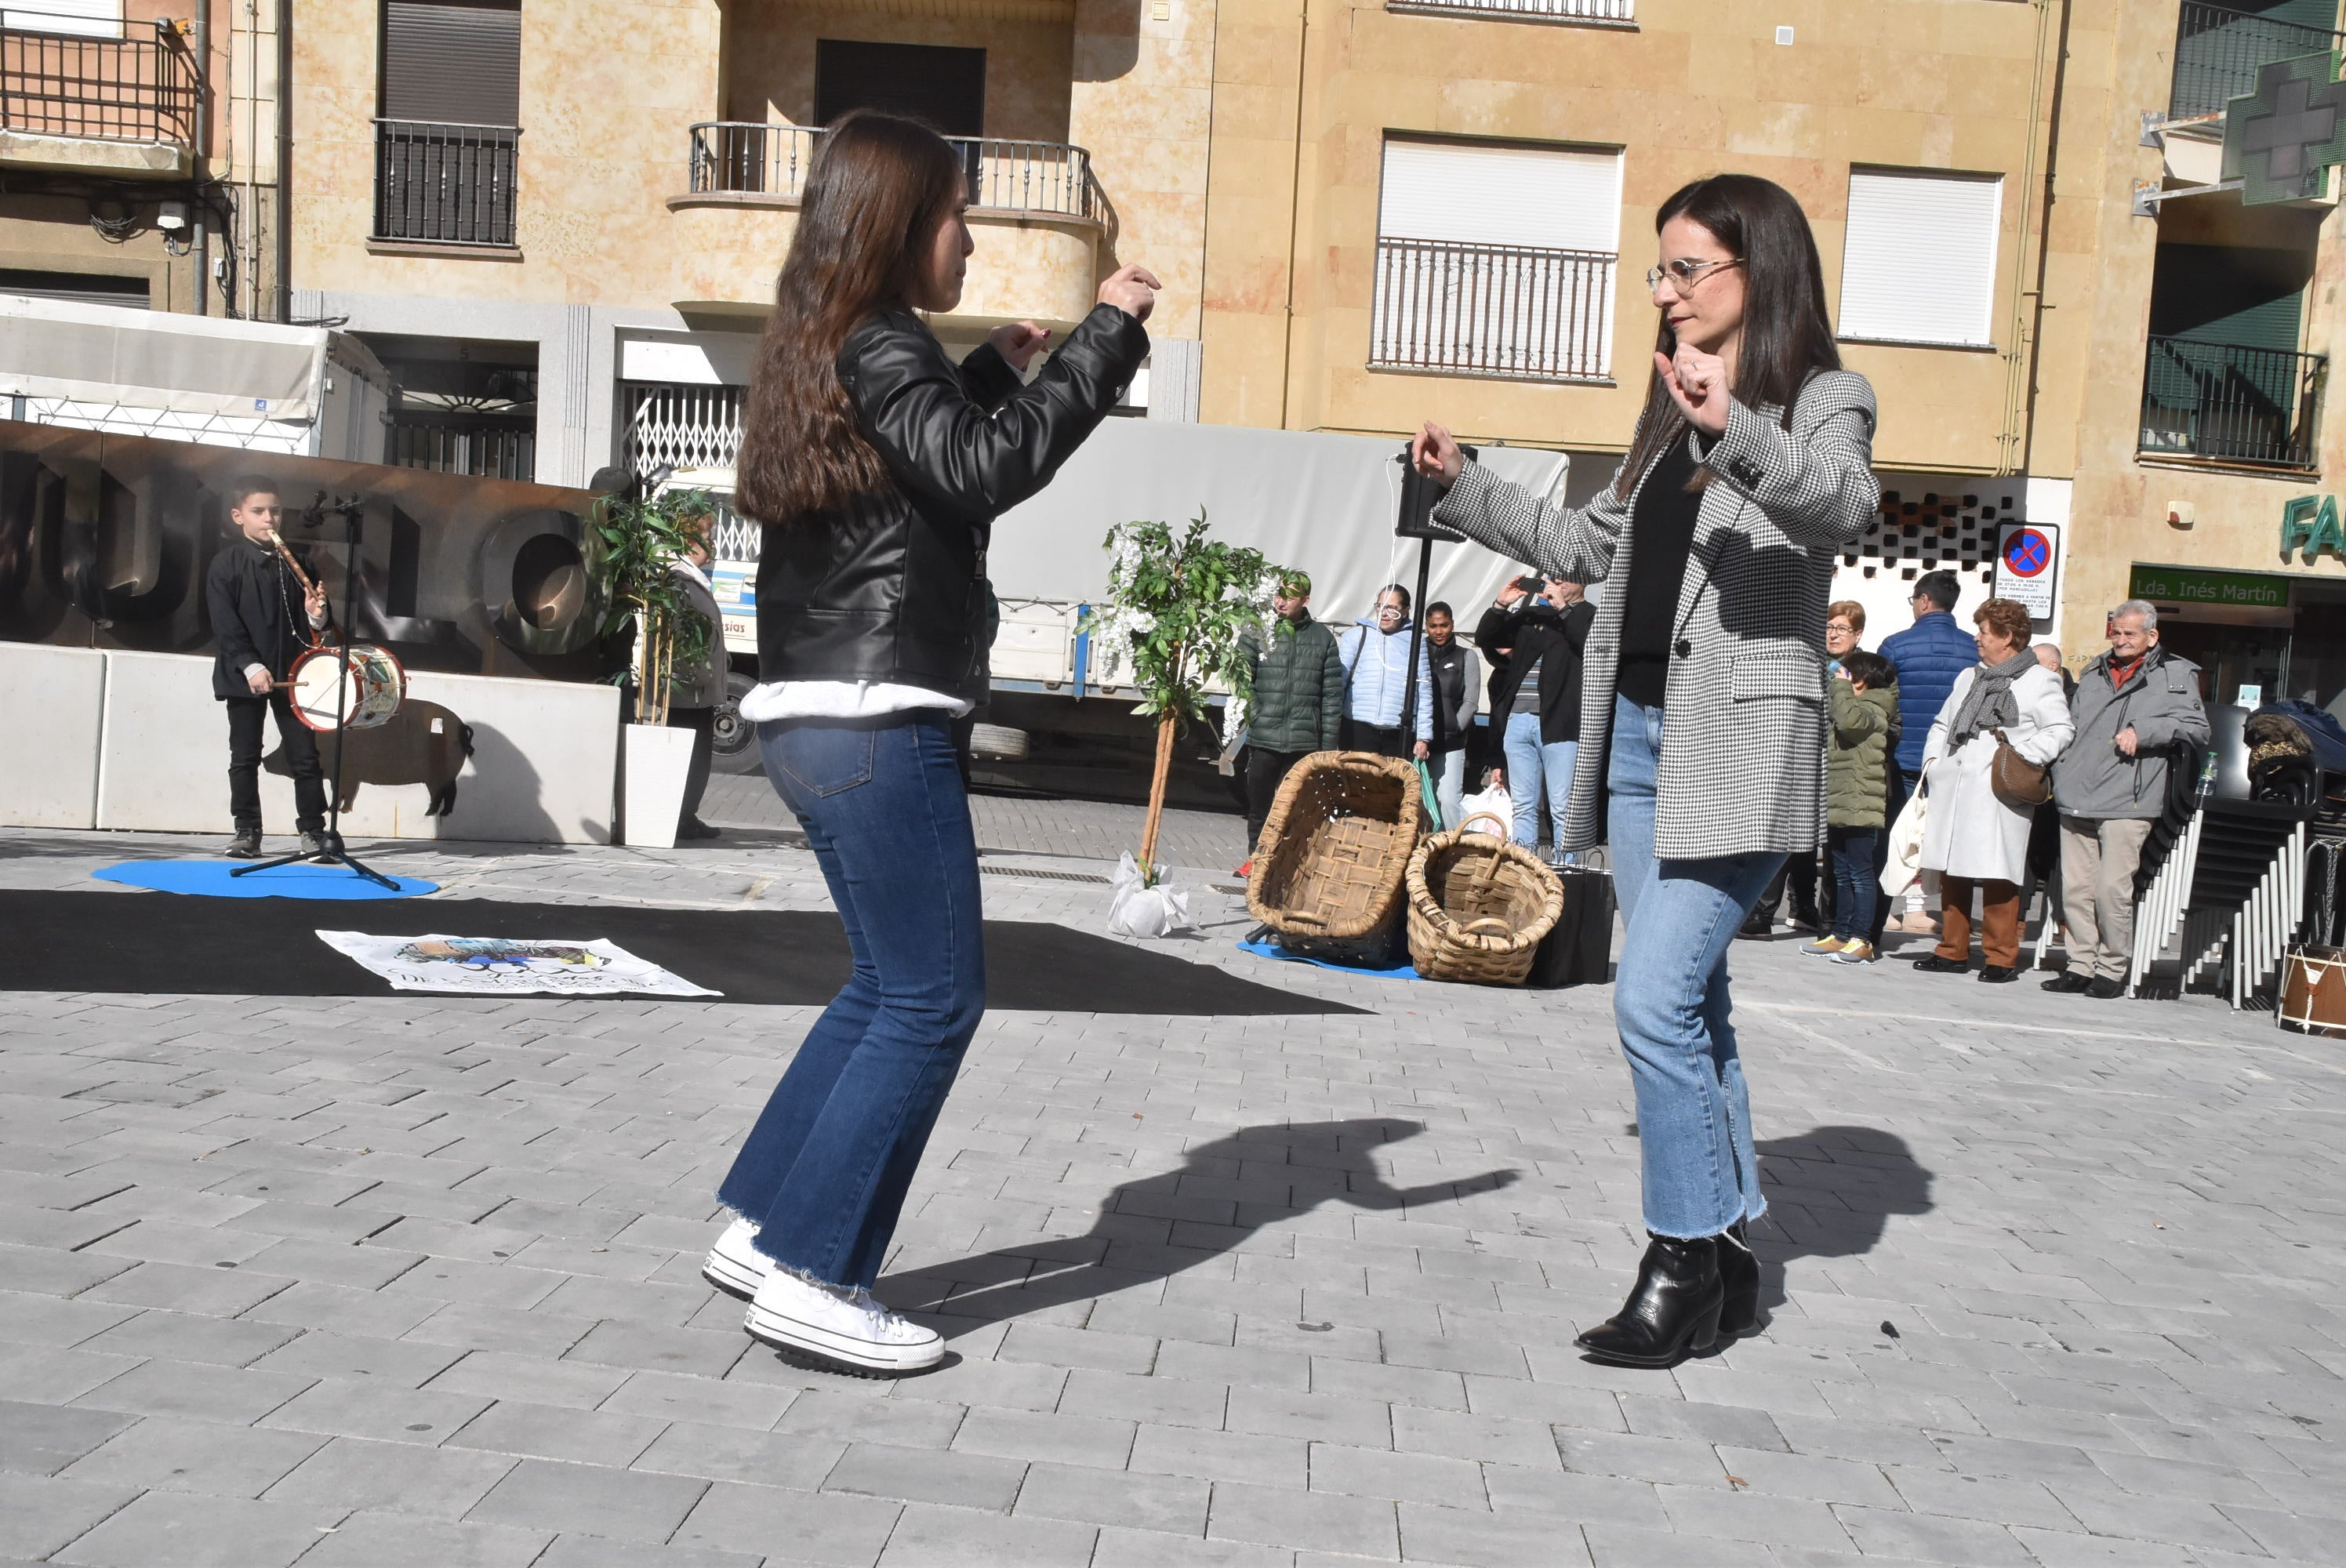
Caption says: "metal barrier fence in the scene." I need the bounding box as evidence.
[2170,0,2346,118]
[389,418,536,482]
[1370,238,1616,382]
[374,120,520,247]
[0,12,196,144]
[688,123,1105,225]
[2140,335,2326,470]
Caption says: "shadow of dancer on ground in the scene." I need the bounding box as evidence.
[882,1117,1519,1335]
[1749,1125,1934,1319]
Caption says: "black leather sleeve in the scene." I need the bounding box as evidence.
[841,305,1149,523]
[956,342,1022,410]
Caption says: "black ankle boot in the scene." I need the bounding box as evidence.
[1575,1234,1724,1367]
[1716,1220,1761,1338]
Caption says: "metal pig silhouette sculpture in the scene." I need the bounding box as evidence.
[265,700,475,817]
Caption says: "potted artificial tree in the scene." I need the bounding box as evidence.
[595,486,717,848]
[1083,514,1286,886]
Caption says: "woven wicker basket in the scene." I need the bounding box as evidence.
[1247,750,1424,964]
[1404,829,1564,985]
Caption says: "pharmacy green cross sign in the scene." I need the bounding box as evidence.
[2224,52,2346,205]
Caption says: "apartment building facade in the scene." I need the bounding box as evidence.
[2,0,2296,706]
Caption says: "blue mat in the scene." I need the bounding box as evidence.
[1237,937,1418,981]
[94,859,438,900]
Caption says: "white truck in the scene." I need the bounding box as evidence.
[662,419,1573,774]
[0,293,394,460]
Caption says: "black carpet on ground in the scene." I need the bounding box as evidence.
[2,891,1362,1015]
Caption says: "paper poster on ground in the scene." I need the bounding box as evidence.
[316,931,720,996]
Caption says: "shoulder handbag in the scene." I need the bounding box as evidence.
[1989,728,2052,809]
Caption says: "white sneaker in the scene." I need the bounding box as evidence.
[743,1269,944,1375]
[702,1217,770,1299]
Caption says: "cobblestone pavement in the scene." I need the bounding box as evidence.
[1,815,2341,1568]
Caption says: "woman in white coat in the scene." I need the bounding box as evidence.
[1913,597,2073,982]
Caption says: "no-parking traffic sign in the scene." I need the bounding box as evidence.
[1993,521,2060,619]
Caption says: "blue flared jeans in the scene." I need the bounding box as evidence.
[715,710,985,1292]
[1502,710,1576,852]
[1606,695,1781,1239]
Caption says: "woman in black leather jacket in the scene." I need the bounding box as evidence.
[703,111,1157,1374]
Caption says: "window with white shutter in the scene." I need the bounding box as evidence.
[1837,169,2003,348]
[1371,136,1623,382]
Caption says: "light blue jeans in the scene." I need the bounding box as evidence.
[1502,710,1575,853]
[1607,694,1782,1239]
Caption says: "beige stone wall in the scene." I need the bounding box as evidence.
[2045,0,2346,637]
[1200,0,2059,463]
[291,0,724,309]
[723,0,1075,140]
[0,195,202,310]
[1068,0,1215,339]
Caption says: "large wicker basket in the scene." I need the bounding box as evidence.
[1404,829,1564,985]
[1247,750,1424,964]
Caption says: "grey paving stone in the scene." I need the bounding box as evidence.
[58,1415,326,1498]
[0,1472,140,1559]
[257,1377,495,1446]
[1399,1501,1597,1567]
[669,1477,899,1563]
[1552,1428,1730,1487]
[534,1534,767,1568]
[448,1397,670,1467]
[1310,1441,1484,1506]
[773,1388,965,1450]
[465,1456,709,1543]
[631,1420,844,1491]
[1060,1367,1229,1429]
[1828,1504,2037,1566]
[76,1308,300,1368]
[874,1502,1097,1567]
[295,1511,551,1567]
[261,1433,518,1519]
[47,1489,341,1568]
[0,1290,140,1350]
[0,1401,136,1476]
[78,1260,293,1318]
[1015,1458,1211,1534]
[1580,1522,1774,1567]
[1088,1529,1291,1567]
[69,1356,315,1425]
[0,1345,142,1406]
[823,1439,1026,1510]
[1209,1479,1398,1559]
[601,1367,796,1431]
[951,1406,1136,1469]
[1479,1465,1668,1530]
[1131,1424,1311,1491]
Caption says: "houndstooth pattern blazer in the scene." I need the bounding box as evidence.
[1433,369,1879,861]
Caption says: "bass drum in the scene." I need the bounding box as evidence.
[289,644,408,731]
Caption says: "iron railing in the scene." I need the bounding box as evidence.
[373,119,519,246]
[1370,237,1615,382]
[1385,0,1632,23]
[2140,335,2326,470]
[389,416,535,481]
[2171,1,2346,118]
[0,11,197,145]
[687,122,1106,226]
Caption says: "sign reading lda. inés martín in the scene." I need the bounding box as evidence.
[2225,53,2346,205]
[2281,494,2346,562]
[2129,564,2291,609]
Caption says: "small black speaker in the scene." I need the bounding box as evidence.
[1394,442,1476,541]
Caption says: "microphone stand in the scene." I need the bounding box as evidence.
[231,493,400,891]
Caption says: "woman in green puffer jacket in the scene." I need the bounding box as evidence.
[1808,649,1901,965]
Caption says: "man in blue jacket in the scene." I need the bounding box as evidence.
[1876,570,1977,939]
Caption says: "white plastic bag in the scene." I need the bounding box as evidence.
[1879,771,1929,898]
[1107,851,1193,938]
[1454,782,1513,840]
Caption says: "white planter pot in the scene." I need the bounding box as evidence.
[622,722,695,848]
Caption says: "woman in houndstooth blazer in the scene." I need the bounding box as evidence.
[1413,174,1879,1369]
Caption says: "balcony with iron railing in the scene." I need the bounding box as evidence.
[2140,335,2327,471]
[669,122,1110,325]
[372,119,521,249]
[2170,1,2346,119]
[1369,237,1617,383]
[1384,0,1632,25]
[0,9,197,175]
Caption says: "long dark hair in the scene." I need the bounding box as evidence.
[735,111,965,524]
[1615,174,1840,499]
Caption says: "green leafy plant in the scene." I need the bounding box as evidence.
[594,487,716,725]
[1081,513,1287,880]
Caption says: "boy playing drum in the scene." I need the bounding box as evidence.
[206,478,331,858]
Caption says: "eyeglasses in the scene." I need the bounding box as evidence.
[1825,622,1857,634]
[1645,257,1744,292]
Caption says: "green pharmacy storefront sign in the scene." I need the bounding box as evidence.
[2283,494,2346,562]
[2130,563,2290,609]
